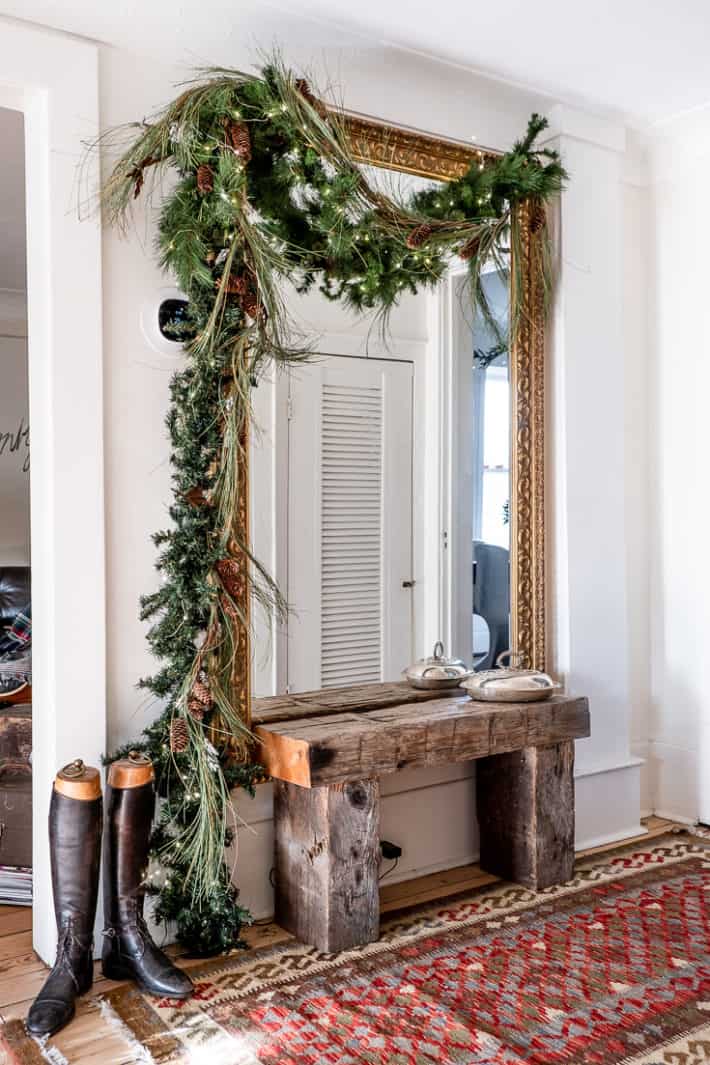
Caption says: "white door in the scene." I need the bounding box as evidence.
[287,355,414,692]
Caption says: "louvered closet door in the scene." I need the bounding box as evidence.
[287,355,414,693]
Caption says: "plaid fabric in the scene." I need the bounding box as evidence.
[0,604,31,657]
[0,604,32,689]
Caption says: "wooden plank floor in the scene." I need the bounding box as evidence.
[0,816,679,1063]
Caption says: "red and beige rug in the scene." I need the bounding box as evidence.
[96,830,710,1064]
[3,830,709,1064]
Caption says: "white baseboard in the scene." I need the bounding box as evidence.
[574,757,644,851]
[650,809,696,826]
[646,741,705,824]
[379,851,479,889]
[576,825,648,851]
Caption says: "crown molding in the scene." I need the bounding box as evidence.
[544,103,626,154]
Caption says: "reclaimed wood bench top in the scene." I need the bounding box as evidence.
[252,681,450,726]
[254,684,590,788]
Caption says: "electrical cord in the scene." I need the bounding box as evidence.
[378,857,399,882]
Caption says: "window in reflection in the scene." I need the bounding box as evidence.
[471,267,510,670]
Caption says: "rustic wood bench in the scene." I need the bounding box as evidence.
[253,683,590,953]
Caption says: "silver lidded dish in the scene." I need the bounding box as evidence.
[461,650,560,703]
[402,642,474,690]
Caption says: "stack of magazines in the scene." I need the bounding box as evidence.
[0,865,32,905]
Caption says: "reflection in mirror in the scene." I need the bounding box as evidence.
[448,259,511,674]
[471,267,510,671]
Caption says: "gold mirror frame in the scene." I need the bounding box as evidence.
[239,112,546,720]
[343,113,546,672]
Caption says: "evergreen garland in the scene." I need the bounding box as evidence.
[100,56,567,956]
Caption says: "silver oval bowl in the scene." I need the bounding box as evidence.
[403,641,474,690]
[460,650,560,703]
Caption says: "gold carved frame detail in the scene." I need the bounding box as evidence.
[237,113,546,713]
[343,113,546,671]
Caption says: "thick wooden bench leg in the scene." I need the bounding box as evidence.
[476,740,575,890]
[273,778,380,953]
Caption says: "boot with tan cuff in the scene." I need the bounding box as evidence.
[101,752,192,998]
[27,761,102,1038]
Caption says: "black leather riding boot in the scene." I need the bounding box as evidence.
[101,753,192,998]
[27,762,102,1038]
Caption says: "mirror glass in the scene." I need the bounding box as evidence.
[469,267,510,670]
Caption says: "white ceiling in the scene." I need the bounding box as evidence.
[0,106,25,293]
[2,0,710,127]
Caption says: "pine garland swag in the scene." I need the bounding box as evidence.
[100,56,567,956]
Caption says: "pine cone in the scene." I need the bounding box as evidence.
[238,291,258,319]
[192,678,212,707]
[188,700,205,722]
[184,486,209,508]
[295,78,328,120]
[220,592,239,621]
[217,273,248,296]
[529,199,547,234]
[406,224,433,250]
[458,234,481,262]
[169,717,189,753]
[216,558,245,601]
[129,154,160,200]
[225,121,252,163]
[196,164,214,194]
[240,290,265,321]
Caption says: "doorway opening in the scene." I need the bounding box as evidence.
[0,105,32,908]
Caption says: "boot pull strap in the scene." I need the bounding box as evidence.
[55,762,101,801]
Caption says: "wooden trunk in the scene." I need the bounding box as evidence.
[476,740,575,889]
[0,767,32,869]
[0,707,32,765]
[273,779,380,953]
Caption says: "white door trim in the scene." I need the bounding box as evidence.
[0,19,105,964]
[436,263,473,659]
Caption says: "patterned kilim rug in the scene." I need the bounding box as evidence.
[3,830,709,1064]
[91,830,710,1065]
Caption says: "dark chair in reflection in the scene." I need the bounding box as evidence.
[472,541,510,671]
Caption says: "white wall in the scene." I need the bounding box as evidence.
[100,48,182,750]
[0,332,30,566]
[647,109,710,825]
[96,40,648,918]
